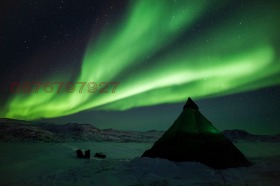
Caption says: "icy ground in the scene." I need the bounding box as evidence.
[0,142,280,186]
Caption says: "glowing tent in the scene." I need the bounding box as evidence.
[142,97,251,169]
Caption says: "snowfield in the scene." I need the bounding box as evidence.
[1,119,280,185]
[1,141,280,186]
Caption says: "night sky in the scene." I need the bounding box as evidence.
[0,0,280,134]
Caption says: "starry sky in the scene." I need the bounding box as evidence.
[0,0,280,134]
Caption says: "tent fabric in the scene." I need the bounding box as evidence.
[142,97,251,169]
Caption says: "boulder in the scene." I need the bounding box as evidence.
[95,152,106,159]
[76,149,84,158]
[84,149,90,159]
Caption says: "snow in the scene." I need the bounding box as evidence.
[0,141,280,185]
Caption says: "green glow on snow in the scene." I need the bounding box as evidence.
[2,0,280,120]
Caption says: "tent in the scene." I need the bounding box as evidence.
[142,97,251,169]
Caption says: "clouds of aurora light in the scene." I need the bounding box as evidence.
[2,0,280,120]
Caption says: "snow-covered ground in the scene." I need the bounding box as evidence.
[0,141,280,186]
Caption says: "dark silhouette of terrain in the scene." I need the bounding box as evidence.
[0,118,279,143]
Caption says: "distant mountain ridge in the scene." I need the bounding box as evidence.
[0,118,279,143]
[222,129,280,142]
[0,118,163,142]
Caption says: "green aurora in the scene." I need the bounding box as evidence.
[2,0,280,120]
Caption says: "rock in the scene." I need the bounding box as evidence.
[84,149,90,159]
[76,149,84,158]
[95,152,106,159]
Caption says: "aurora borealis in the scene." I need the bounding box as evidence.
[0,0,280,134]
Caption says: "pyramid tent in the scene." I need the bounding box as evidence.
[142,97,251,169]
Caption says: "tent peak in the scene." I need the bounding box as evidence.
[183,97,199,110]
